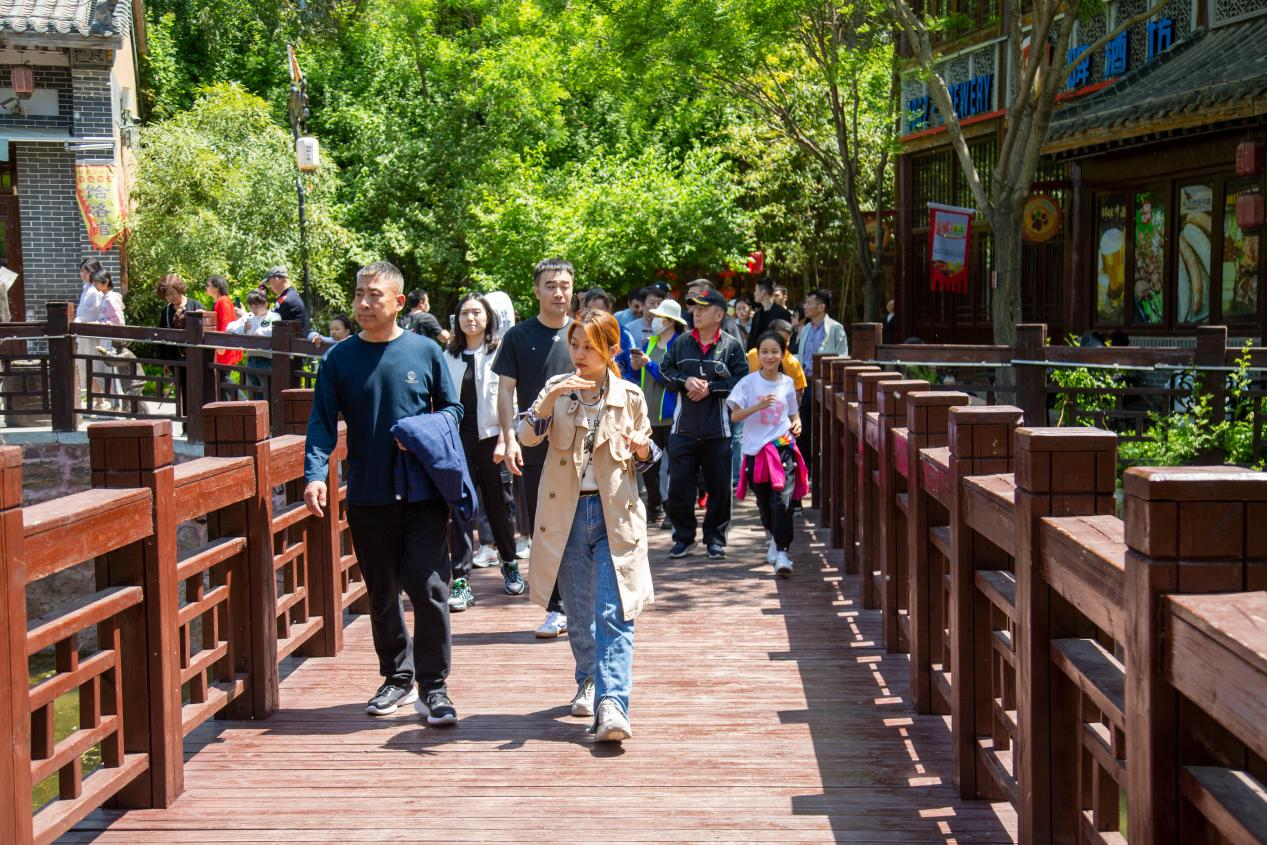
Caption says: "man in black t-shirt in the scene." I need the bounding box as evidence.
[265,265,310,337]
[492,259,575,643]
[748,279,791,350]
[401,289,450,345]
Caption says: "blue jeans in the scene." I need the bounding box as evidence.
[558,495,636,717]
[730,421,745,486]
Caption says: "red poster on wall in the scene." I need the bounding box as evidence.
[928,203,974,294]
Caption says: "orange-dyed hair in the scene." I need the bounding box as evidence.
[568,309,622,377]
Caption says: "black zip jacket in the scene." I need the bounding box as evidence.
[660,329,749,440]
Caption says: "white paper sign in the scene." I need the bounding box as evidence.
[0,266,17,295]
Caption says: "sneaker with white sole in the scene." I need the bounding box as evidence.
[471,545,499,568]
[535,611,568,638]
[501,561,526,595]
[766,536,778,564]
[774,551,793,577]
[515,537,532,559]
[366,682,418,716]
[594,698,632,743]
[414,689,458,725]
[570,677,595,717]
[448,578,475,612]
[669,541,694,558]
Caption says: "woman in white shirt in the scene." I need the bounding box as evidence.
[88,268,124,410]
[444,293,523,611]
[75,257,104,404]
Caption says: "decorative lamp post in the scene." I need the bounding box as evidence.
[286,45,314,310]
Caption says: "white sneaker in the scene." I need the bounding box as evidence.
[535,611,567,638]
[570,677,595,717]
[766,536,778,564]
[471,545,498,568]
[594,699,632,743]
[774,551,793,577]
[515,537,532,559]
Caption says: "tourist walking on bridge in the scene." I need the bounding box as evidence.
[662,289,748,559]
[730,331,807,576]
[518,309,659,742]
[303,261,463,725]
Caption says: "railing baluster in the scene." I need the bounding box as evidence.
[0,446,33,844]
[47,303,76,432]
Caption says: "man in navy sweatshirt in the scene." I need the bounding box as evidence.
[303,260,464,725]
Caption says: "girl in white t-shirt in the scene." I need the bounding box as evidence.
[727,331,807,576]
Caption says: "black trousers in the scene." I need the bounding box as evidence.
[668,434,732,547]
[643,426,670,513]
[462,434,518,565]
[797,390,814,470]
[746,442,797,551]
[521,461,565,613]
[347,499,452,693]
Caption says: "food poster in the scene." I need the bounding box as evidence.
[1176,183,1212,323]
[1133,189,1165,324]
[1096,194,1127,323]
[1223,186,1260,322]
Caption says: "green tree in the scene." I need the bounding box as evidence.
[127,83,360,325]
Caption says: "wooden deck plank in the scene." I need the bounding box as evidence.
[68,501,1016,844]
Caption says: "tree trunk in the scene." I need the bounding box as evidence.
[989,205,1025,347]
[861,259,884,323]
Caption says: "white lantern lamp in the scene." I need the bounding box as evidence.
[296,135,319,173]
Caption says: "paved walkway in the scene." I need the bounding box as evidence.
[68,500,1017,843]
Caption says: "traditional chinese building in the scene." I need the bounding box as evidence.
[0,0,141,322]
[895,0,1267,344]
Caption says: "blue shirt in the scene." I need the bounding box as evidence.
[800,320,826,375]
[304,331,462,506]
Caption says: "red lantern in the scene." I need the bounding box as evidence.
[1236,141,1265,177]
[10,65,33,98]
[1237,190,1264,232]
[747,250,764,275]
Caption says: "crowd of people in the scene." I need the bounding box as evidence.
[289,257,850,745]
[77,253,852,744]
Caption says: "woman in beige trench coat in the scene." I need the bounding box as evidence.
[518,310,660,743]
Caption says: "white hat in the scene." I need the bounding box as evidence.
[648,298,687,326]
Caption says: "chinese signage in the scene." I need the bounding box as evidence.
[901,41,999,135]
[907,73,994,133]
[74,164,126,251]
[928,203,974,294]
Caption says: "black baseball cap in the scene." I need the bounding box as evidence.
[686,290,727,309]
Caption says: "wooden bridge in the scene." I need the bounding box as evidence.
[0,316,1264,843]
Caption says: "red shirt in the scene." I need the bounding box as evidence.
[213,295,243,366]
[692,327,721,355]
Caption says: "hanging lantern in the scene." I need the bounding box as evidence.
[1236,141,1265,177]
[295,135,320,172]
[1236,190,1264,232]
[10,65,33,98]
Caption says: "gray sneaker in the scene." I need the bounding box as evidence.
[570,677,595,717]
[366,682,418,716]
[594,698,632,743]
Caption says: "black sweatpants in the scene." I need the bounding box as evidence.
[668,434,732,547]
[521,461,564,614]
[746,442,797,551]
[643,426,670,514]
[347,499,452,693]
[463,434,518,564]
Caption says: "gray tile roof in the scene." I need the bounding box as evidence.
[1048,15,1267,148]
[0,0,132,40]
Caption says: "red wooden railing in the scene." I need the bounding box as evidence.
[813,333,1267,845]
[0,394,361,844]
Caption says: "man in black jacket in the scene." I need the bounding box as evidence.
[747,279,791,350]
[661,289,749,560]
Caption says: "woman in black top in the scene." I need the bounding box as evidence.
[156,274,205,419]
[443,293,522,611]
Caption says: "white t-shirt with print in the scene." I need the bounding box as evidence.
[728,371,798,456]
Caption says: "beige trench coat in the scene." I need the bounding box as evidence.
[518,373,655,621]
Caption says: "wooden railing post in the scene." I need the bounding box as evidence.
[88,420,183,808]
[269,322,299,437]
[876,378,929,650]
[946,404,1023,797]
[182,311,215,444]
[904,390,970,714]
[0,446,32,844]
[1014,323,1047,427]
[856,371,902,609]
[839,365,880,568]
[46,302,76,431]
[1013,427,1117,845]
[1194,325,1228,429]
[203,401,280,718]
[811,354,845,513]
[1122,465,1267,845]
[852,322,882,361]
[280,388,342,657]
[821,359,852,535]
